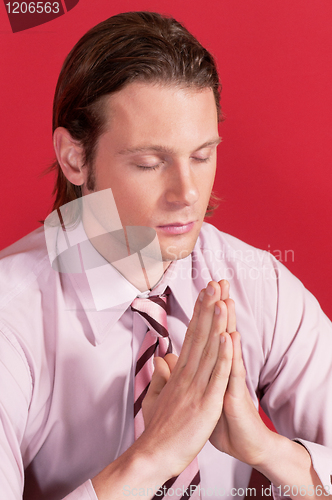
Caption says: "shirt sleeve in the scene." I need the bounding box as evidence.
[0,325,31,499]
[296,440,332,489]
[258,255,332,496]
[0,324,99,500]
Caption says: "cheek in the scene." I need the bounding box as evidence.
[112,180,159,221]
[197,168,216,199]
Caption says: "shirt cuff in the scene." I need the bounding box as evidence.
[62,480,99,500]
[271,439,332,500]
[296,439,332,492]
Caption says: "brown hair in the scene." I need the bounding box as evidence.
[51,11,222,214]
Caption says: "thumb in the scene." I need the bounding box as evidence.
[227,331,247,397]
[142,357,171,427]
[163,352,178,374]
[151,356,172,395]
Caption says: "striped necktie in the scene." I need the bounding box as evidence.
[131,289,201,499]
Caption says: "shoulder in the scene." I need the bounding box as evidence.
[196,221,273,270]
[196,222,309,295]
[195,223,314,329]
[0,228,61,355]
[0,228,55,398]
[0,227,52,309]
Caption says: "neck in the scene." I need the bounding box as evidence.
[82,212,171,292]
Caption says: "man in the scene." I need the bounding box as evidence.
[0,11,332,500]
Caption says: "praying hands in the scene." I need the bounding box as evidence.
[143,280,326,500]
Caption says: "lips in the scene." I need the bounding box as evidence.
[156,221,195,235]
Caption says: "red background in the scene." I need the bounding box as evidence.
[1,0,331,317]
[1,0,331,492]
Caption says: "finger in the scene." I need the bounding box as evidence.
[163,353,178,373]
[203,330,233,404]
[179,281,221,378]
[219,279,230,301]
[224,298,236,333]
[150,357,171,396]
[175,281,220,372]
[174,288,205,365]
[227,331,247,397]
[193,300,228,390]
[142,357,171,426]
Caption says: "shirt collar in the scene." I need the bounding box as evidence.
[79,256,197,344]
[153,255,196,323]
[47,217,212,344]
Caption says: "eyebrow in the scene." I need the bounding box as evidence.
[117,137,222,156]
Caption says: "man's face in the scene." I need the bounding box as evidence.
[82,82,220,263]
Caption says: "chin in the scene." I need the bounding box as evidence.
[157,224,202,262]
[158,224,201,262]
[161,244,194,262]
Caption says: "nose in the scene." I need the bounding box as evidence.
[164,160,199,207]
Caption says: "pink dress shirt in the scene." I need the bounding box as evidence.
[0,222,332,500]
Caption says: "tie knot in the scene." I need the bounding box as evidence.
[131,289,169,338]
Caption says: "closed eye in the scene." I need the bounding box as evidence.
[137,164,160,171]
[191,157,211,163]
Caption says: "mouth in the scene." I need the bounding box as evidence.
[156,221,196,235]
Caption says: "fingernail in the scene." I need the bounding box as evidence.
[206,284,214,296]
[220,335,226,344]
[214,304,220,315]
[199,290,204,302]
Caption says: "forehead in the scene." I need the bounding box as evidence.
[98,82,219,154]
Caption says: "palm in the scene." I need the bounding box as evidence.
[209,335,271,466]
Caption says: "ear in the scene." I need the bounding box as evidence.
[53,127,85,186]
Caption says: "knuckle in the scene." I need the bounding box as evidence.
[218,301,227,316]
[213,361,231,381]
[225,298,235,308]
[190,328,206,346]
[185,322,196,340]
[186,394,202,413]
[201,345,216,362]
